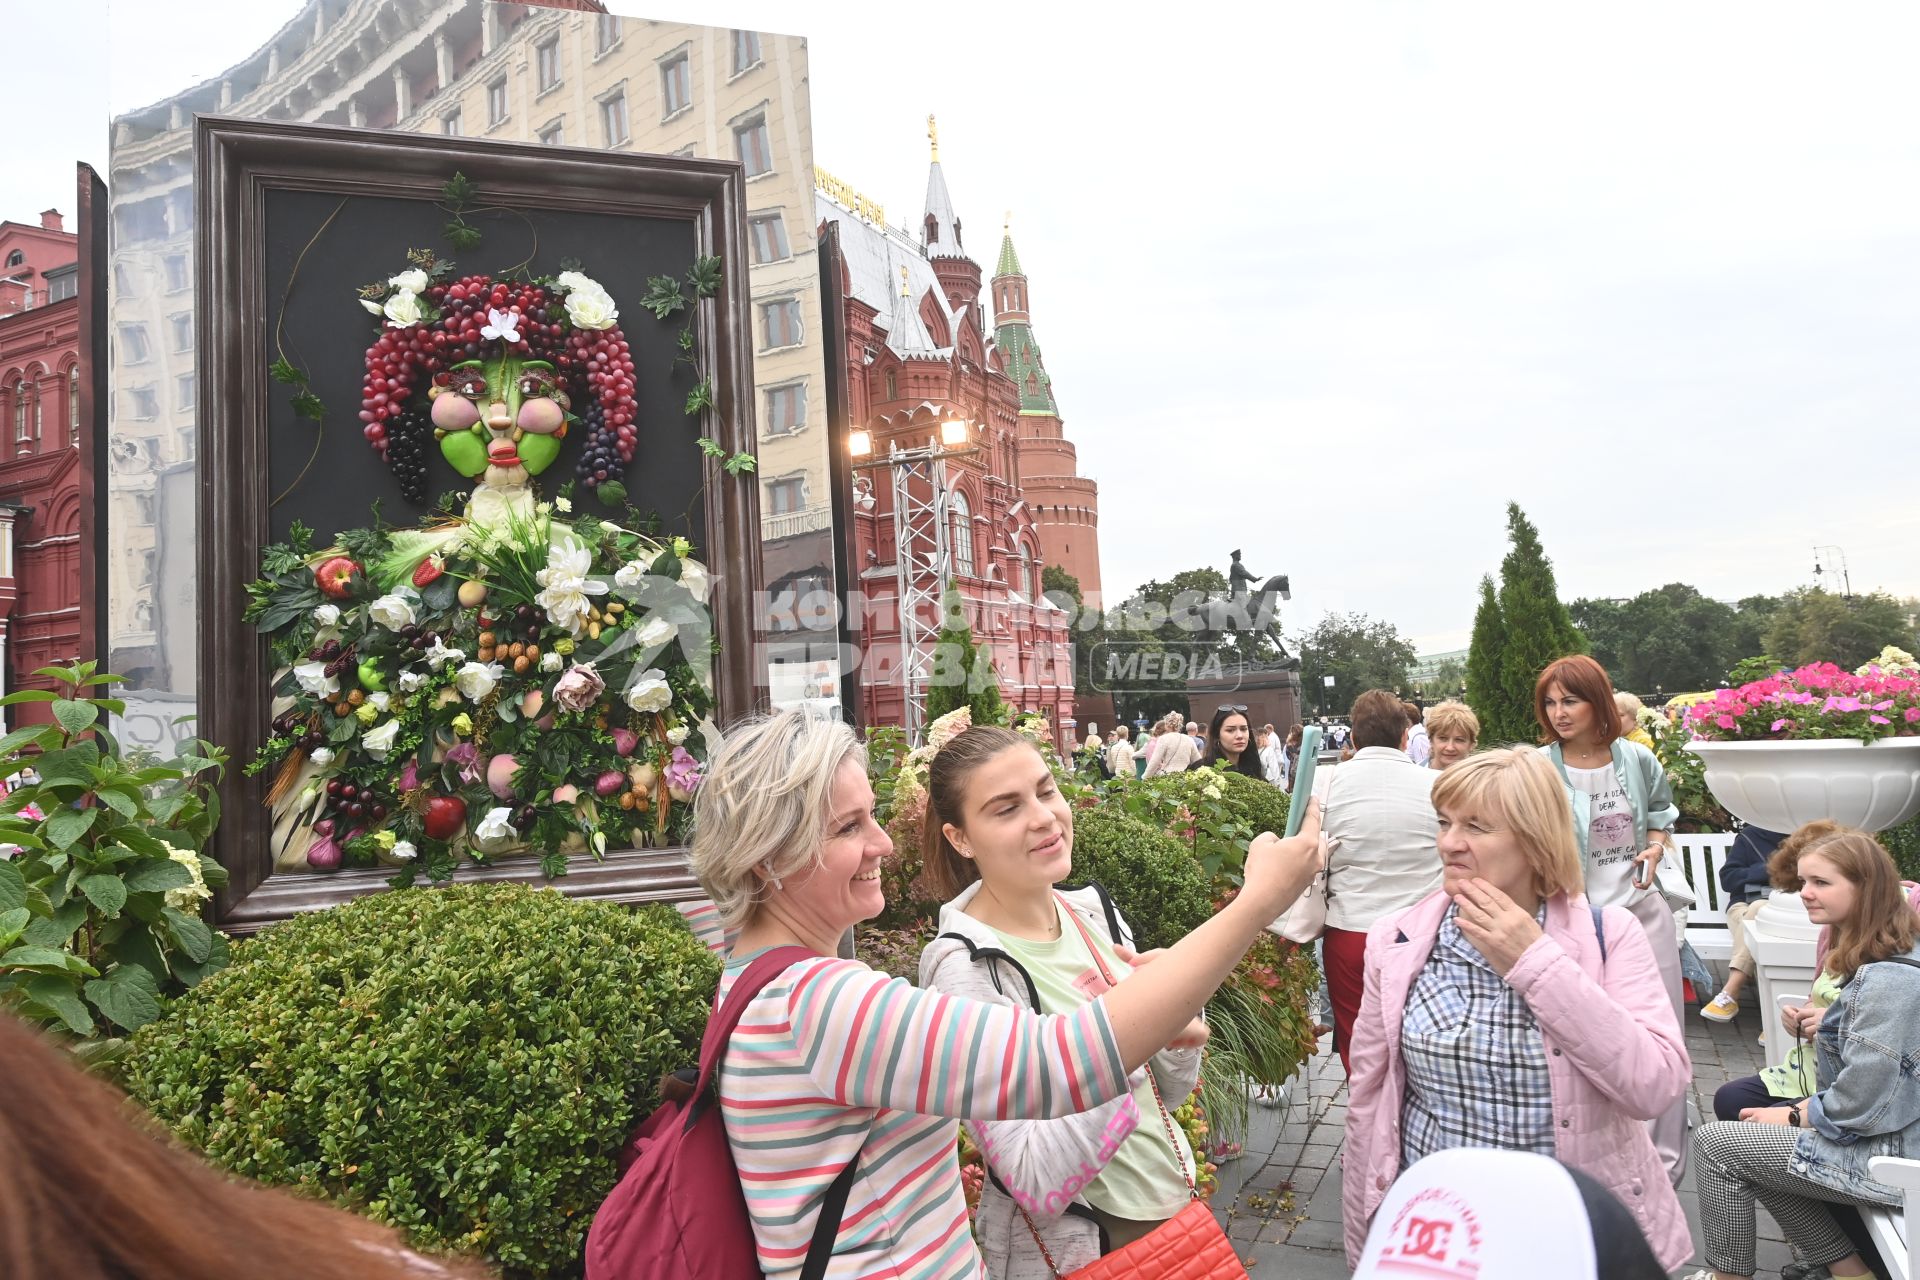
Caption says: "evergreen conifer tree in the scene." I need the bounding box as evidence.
[1465,574,1510,738]
[1493,502,1586,742]
[921,583,1009,730]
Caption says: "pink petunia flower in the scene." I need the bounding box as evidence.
[1871,715,1892,725]
[1905,707,1920,724]
[1771,719,1793,732]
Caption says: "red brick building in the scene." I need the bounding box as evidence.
[0,211,86,721]
[818,144,1105,743]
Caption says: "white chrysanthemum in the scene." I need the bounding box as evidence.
[534,542,609,634]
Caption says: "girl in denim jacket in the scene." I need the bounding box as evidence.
[1687,828,1920,1280]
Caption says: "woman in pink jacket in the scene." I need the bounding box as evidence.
[1341,747,1692,1272]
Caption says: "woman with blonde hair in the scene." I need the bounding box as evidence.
[689,710,1323,1278]
[1687,828,1920,1280]
[1342,747,1690,1272]
[1423,700,1479,771]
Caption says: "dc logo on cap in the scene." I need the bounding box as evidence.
[1374,1187,1482,1276]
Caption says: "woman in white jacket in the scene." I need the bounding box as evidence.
[918,725,1212,1277]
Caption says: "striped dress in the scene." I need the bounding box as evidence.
[719,950,1130,1279]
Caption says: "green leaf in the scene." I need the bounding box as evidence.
[724,451,757,476]
[47,807,99,851]
[0,860,24,912]
[197,854,229,890]
[686,255,723,297]
[173,930,231,988]
[0,724,56,757]
[122,859,192,893]
[31,665,81,685]
[444,221,482,252]
[442,170,477,207]
[291,390,326,421]
[33,744,101,788]
[421,571,458,613]
[114,922,170,985]
[78,874,128,917]
[0,906,29,947]
[24,974,92,1036]
[594,480,627,507]
[114,828,172,859]
[269,357,308,386]
[641,274,688,320]
[23,900,85,947]
[1,945,95,976]
[162,907,213,964]
[0,689,60,706]
[85,965,161,1032]
[95,785,142,820]
[696,436,726,458]
[684,378,715,416]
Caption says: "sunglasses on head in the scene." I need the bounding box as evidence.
[1217,704,1248,713]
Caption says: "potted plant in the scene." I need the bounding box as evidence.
[1684,648,1920,833]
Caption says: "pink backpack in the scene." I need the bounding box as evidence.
[585,946,858,1279]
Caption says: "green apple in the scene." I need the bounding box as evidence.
[518,431,562,476]
[356,657,387,691]
[439,427,488,477]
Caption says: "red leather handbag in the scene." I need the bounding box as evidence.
[1016,902,1251,1280]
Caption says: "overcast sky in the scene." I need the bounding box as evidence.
[15,1,1919,653]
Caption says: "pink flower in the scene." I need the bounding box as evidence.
[445,742,482,784]
[1771,719,1793,732]
[1824,696,1864,714]
[398,760,420,791]
[1905,707,1920,724]
[1871,715,1892,725]
[1716,715,1736,730]
[553,662,606,713]
[664,745,703,794]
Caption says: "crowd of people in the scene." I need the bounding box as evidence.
[11,650,1920,1280]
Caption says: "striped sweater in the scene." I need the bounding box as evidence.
[718,950,1130,1279]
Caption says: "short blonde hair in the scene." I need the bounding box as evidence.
[689,710,866,931]
[1614,691,1646,722]
[1430,747,1583,900]
[1425,700,1480,743]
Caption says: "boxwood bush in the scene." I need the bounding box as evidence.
[118,884,718,1278]
[1066,806,1215,951]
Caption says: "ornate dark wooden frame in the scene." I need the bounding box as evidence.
[195,116,764,932]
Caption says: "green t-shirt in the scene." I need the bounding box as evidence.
[987,904,1195,1222]
[1761,968,1842,1099]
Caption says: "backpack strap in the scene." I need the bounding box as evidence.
[1877,956,1920,972]
[1591,903,1607,964]
[686,945,817,1128]
[691,945,862,1280]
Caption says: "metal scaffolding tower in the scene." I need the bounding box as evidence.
[886,444,951,743]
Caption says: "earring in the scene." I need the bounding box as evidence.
[771,877,783,891]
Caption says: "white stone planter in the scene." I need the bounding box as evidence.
[1745,891,1822,1065]
[1687,738,1920,833]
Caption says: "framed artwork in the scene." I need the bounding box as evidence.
[195,116,763,930]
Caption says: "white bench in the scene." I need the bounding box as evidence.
[1674,832,1739,963]
[1868,1155,1919,1280]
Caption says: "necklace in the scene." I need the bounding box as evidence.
[1563,741,1610,767]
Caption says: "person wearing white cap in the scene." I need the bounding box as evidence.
[1341,747,1692,1272]
[1353,1148,1666,1279]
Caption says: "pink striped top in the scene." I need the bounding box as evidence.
[719,950,1129,1279]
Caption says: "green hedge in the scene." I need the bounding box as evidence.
[119,885,718,1279]
[1067,806,1216,951]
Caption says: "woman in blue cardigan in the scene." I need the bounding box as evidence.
[1535,653,1687,1184]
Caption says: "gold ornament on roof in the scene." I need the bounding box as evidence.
[928,114,939,161]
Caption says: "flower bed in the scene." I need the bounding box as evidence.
[1684,649,1920,743]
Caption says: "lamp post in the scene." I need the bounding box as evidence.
[848,417,981,742]
[1812,544,1853,600]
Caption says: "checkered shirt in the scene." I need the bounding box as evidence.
[1398,902,1557,1170]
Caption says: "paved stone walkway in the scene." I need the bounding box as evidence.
[1212,1005,1812,1279]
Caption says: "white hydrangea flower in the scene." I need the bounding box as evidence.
[161,844,213,912]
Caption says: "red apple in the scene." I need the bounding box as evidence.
[422,794,467,841]
[314,556,360,599]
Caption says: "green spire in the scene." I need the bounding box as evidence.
[995,229,1023,279]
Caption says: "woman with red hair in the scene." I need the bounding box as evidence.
[1534,653,1687,1183]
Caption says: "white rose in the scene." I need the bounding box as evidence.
[368,593,416,631]
[309,747,335,768]
[361,719,401,759]
[455,661,503,701]
[390,839,418,862]
[634,615,677,650]
[678,559,711,605]
[384,289,426,328]
[666,725,689,746]
[368,692,391,711]
[475,806,516,842]
[564,283,619,331]
[396,670,428,693]
[613,557,654,590]
[388,268,430,294]
[624,668,673,714]
[312,603,341,626]
[294,661,339,697]
[360,299,385,316]
[540,650,564,672]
